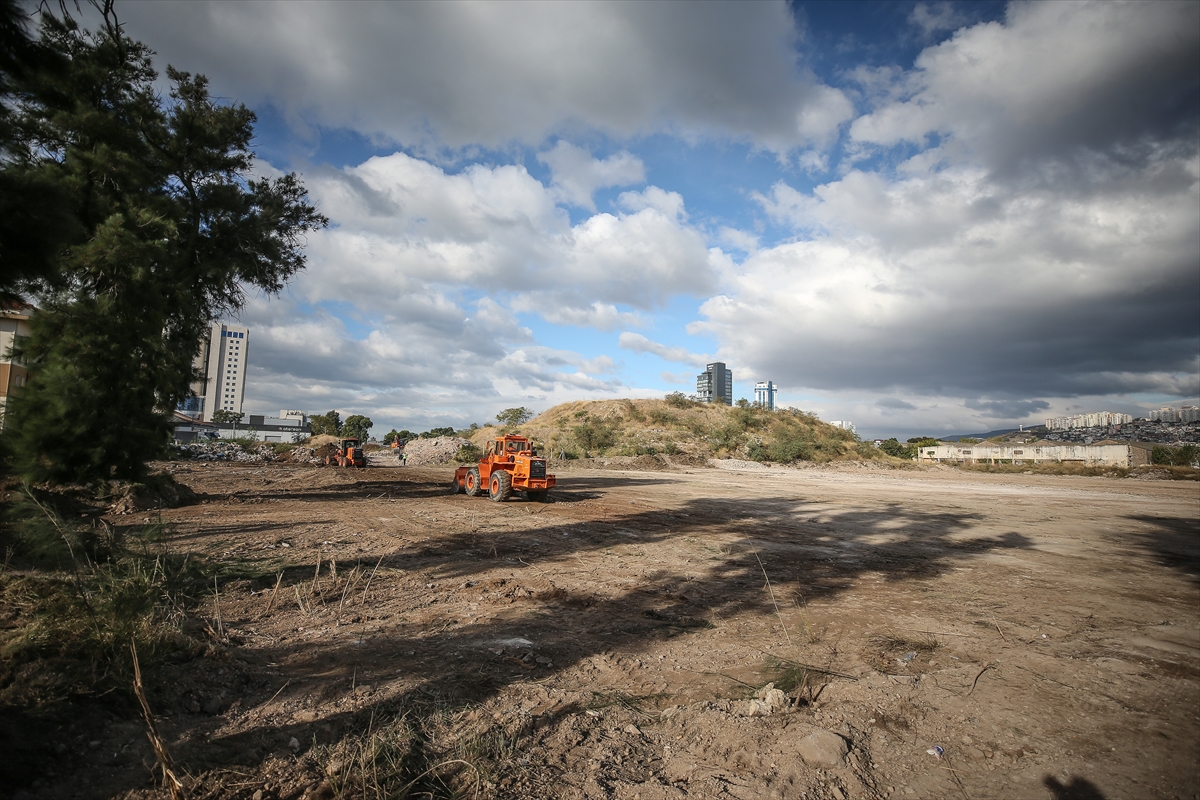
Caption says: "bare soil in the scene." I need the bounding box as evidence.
[16,458,1200,800]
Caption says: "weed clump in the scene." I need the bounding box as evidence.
[863,632,941,675]
[0,485,211,707]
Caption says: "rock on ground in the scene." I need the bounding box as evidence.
[797,728,849,766]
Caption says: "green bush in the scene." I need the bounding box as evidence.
[454,443,481,463]
[709,423,745,452]
[571,416,616,456]
[879,438,916,459]
[648,408,677,426]
[1153,444,1199,466]
[664,392,696,409]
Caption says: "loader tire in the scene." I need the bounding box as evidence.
[464,467,483,497]
[489,470,513,502]
[449,475,462,494]
[526,490,548,503]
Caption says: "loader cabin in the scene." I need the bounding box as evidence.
[489,435,535,459]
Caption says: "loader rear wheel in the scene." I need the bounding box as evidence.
[489,470,513,502]
[526,490,548,503]
[464,467,483,497]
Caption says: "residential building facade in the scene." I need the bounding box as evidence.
[181,322,250,421]
[754,380,777,410]
[1045,411,1134,430]
[918,442,1149,468]
[696,362,733,405]
[0,304,33,429]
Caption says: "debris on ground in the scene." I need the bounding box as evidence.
[174,441,279,463]
[400,435,473,465]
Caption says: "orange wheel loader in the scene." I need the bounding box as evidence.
[325,438,366,468]
[449,434,555,502]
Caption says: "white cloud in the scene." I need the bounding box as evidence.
[712,148,1199,400]
[118,1,853,153]
[296,152,716,319]
[537,141,645,211]
[850,1,1200,175]
[704,2,1199,411]
[618,333,709,368]
[908,2,967,37]
[229,149,722,429]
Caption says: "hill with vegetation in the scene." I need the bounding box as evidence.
[464,395,892,465]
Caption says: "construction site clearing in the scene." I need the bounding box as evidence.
[6,455,1199,800]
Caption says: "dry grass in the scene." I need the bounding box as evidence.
[956,462,1200,480]
[863,631,941,675]
[465,398,874,465]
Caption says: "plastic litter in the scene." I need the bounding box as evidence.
[901,651,917,662]
[926,745,943,760]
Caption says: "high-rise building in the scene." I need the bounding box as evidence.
[1044,411,1134,430]
[754,380,777,410]
[828,420,856,434]
[1149,407,1180,423]
[0,303,33,429]
[181,322,250,421]
[696,362,733,405]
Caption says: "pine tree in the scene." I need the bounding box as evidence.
[2,7,325,483]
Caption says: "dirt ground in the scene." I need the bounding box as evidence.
[19,457,1200,800]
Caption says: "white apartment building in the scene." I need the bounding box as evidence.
[828,420,856,434]
[1149,406,1200,423]
[754,380,777,410]
[191,322,249,421]
[1044,411,1134,430]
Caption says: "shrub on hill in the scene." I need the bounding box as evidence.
[464,398,883,465]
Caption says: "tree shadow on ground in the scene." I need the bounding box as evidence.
[1116,514,1200,584]
[1044,774,1108,799]
[137,479,1033,789]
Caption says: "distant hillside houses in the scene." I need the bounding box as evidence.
[1045,411,1133,430]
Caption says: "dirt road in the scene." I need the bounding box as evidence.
[47,459,1199,799]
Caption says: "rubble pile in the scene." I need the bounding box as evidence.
[175,440,278,463]
[285,446,325,465]
[402,436,473,465]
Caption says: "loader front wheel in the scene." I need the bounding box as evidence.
[489,470,513,502]
[464,467,483,497]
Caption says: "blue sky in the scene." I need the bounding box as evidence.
[108,0,1198,439]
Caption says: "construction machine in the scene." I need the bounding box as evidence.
[450,434,555,502]
[326,438,366,468]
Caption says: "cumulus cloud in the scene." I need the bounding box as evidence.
[298,152,717,318]
[709,159,1198,399]
[227,149,723,429]
[908,2,967,37]
[116,1,852,153]
[850,1,1200,177]
[537,141,645,211]
[706,3,1199,411]
[618,333,709,367]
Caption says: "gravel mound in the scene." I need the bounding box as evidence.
[403,436,472,466]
